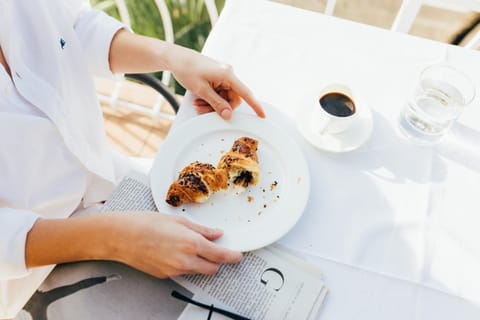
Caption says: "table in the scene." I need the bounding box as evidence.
[173,0,480,318]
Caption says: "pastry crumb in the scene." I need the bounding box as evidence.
[263,204,267,208]
[221,138,225,142]
[247,195,254,202]
[270,181,278,191]
[257,211,262,216]
[220,149,225,154]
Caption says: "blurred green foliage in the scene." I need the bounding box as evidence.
[91,0,225,94]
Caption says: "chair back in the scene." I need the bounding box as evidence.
[324,0,480,49]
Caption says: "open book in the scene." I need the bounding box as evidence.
[17,172,328,320]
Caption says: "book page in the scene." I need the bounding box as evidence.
[100,172,156,212]
[175,245,327,320]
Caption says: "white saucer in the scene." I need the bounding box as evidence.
[297,105,373,153]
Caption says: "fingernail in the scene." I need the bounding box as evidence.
[221,109,232,120]
[234,252,243,262]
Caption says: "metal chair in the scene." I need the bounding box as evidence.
[324,0,480,49]
[324,0,337,16]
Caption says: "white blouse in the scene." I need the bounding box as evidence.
[0,0,129,317]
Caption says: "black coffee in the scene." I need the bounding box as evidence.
[319,92,355,117]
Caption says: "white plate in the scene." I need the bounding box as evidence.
[297,104,373,153]
[150,113,310,252]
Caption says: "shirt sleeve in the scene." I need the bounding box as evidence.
[73,5,127,78]
[0,208,40,280]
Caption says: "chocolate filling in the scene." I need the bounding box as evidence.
[233,170,253,188]
[166,195,181,207]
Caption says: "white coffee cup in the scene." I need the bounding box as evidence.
[310,84,358,135]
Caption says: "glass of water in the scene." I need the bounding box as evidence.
[399,64,476,144]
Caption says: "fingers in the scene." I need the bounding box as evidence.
[224,90,242,110]
[193,81,265,119]
[177,217,223,241]
[197,238,243,264]
[193,99,213,114]
[199,86,233,120]
[193,98,210,107]
[195,105,214,114]
[184,256,220,275]
[176,217,243,264]
[194,97,241,115]
[230,76,266,118]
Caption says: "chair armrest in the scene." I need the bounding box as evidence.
[125,73,180,114]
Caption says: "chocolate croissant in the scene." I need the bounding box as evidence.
[165,161,228,207]
[218,137,260,189]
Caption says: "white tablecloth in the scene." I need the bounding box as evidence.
[173,0,480,318]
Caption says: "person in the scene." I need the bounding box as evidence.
[0,0,265,318]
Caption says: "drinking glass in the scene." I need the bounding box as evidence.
[399,64,476,144]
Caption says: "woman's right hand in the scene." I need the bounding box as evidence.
[108,212,242,278]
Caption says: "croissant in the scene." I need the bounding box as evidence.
[165,161,228,207]
[218,137,261,189]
